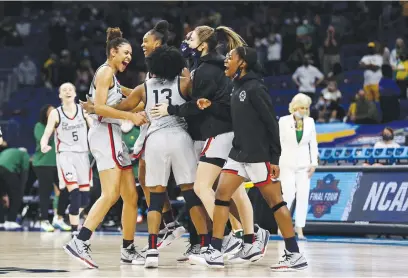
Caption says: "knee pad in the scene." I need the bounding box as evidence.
[215,199,230,207]
[69,188,81,216]
[271,201,287,213]
[182,189,202,211]
[80,191,90,209]
[148,192,166,213]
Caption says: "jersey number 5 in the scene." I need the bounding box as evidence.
[72,131,78,142]
[153,89,172,105]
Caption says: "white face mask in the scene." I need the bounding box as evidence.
[294,111,305,118]
[121,120,134,133]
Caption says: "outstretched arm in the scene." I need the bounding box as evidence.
[40,109,59,153]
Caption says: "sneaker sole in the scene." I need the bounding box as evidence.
[120,259,145,265]
[228,253,263,265]
[270,262,308,272]
[63,245,98,269]
[188,255,204,265]
[144,258,159,268]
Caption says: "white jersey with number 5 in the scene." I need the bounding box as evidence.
[55,104,88,153]
[144,76,188,136]
[88,63,123,125]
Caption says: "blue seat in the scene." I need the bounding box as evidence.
[352,148,374,164]
[320,148,334,163]
[394,147,408,163]
[339,147,354,163]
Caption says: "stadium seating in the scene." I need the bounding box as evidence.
[319,146,408,165]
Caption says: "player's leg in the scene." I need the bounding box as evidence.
[258,180,308,271]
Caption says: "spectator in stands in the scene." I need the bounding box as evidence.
[359,42,383,102]
[42,53,59,89]
[292,54,324,102]
[390,38,405,71]
[321,80,345,122]
[327,63,347,84]
[322,25,340,75]
[379,65,400,122]
[374,127,400,148]
[32,104,70,232]
[1,17,23,47]
[15,7,31,38]
[352,89,379,124]
[48,10,67,54]
[395,51,408,99]
[279,93,318,240]
[266,31,282,76]
[75,59,94,101]
[0,147,30,230]
[16,55,37,87]
[57,50,76,85]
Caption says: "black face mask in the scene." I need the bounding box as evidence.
[368,48,375,55]
[233,61,244,80]
[382,134,394,141]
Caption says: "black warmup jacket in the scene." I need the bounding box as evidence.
[167,51,232,141]
[229,71,281,164]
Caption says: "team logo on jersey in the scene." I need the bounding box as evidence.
[308,174,341,218]
[117,151,124,163]
[239,91,246,102]
[64,172,74,181]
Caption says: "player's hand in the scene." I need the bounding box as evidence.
[41,144,52,153]
[1,195,9,208]
[181,67,190,78]
[80,96,95,114]
[269,164,280,179]
[129,112,149,126]
[150,103,169,118]
[308,166,316,178]
[197,98,211,110]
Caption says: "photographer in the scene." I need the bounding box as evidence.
[323,25,340,75]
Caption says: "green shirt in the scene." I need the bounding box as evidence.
[296,129,303,143]
[32,122,57,167]
[0,148,30,173]
[122,127,140,178]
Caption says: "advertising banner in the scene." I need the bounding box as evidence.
[300,171,408,224]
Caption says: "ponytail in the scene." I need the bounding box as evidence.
[215,26,247,51]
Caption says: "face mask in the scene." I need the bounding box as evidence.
[180,41,192,58]
[294,111,304,118]
[303,19,309,25]
[121,120,134,133]
[382,134,393,141]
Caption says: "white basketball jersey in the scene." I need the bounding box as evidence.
[88,63,123,125]
[145,76,187,136]
[55,104,88,153]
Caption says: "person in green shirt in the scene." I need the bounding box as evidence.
[0,147,29,230]
[33,104,70,232]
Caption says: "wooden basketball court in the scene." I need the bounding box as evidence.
[0,231,406,277]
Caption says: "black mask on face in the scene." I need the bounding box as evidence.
[382,134,394,141]
[368,47,375,55]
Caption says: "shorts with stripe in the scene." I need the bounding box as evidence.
[89,122,132,172]
[193,140,205,162]
[57,152,91,190]
[145,128,197,187]
[133,123,148,161]
[200,132,234,161]
[222,158,275,187]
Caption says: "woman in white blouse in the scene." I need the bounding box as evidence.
[279,93,319,239]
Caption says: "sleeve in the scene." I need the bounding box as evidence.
[309,119,319,166]
[360,56,368,64]
[168,71,217,117]
[34,123,43,143]
[314,67,324,80]
[292,68,300,81]
[249,86,281,165]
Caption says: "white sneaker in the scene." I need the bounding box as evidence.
[157,222,186,249]
[201,245,224,268]
[228,243,263,264]
[5,221,22,230]
[254,224,270,257]
[176,243,200,262]
[0,223,5,229]
[144,249,159,268]
[121,243,145,265]
[188,246,206,265]
[53,218,71,231]
[270,250,308,272]
[222,233,242,259]
[63,236,98,269]
[41,220,55,232]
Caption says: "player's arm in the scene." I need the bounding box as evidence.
[121,85,133,97]
[82,109,93,128]
[40,109,59,153]
[115,84,145,111]
[93,67,147,126]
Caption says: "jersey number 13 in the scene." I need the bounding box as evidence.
[153,89,172,105]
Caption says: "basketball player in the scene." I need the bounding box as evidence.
[197,46,308,270]
[40,82,92,237]
[150,26,269,262]
[136,20,186,249]
[63,27,147,269]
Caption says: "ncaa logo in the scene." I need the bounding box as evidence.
[65,172,74,181]
[239,91,246,102]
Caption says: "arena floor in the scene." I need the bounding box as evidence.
[0,231,406,277]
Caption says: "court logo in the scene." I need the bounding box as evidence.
[239,91,246,102]
[308,174,341,218]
